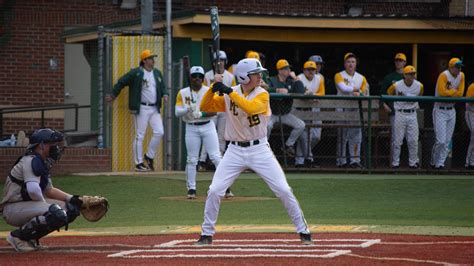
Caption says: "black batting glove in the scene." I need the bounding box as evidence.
[218,84,233,95]
[211,82,224,93]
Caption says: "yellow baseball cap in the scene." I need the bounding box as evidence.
[276,59,291,70]
[246,51,260,60]
[344,52,356,61]
[403,65,416,74]
[140,49,157,61]
[303,61,317,69]
[449,57,464,68]
[395,53,407,61]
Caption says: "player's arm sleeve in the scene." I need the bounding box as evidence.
[360,77,368,93]
[455,73,465,97]
[200,85,226,112]
[467,83,474,97]
[436,73,455,97]
[111,69,133,97]
[420,83,424,96]
[267,77,277,93]
[26,182,45,202]
[316,76,326,96]
[334,73,354,93]
[158,71,168,96]
[203,76,210,86]
[175,91,188,117]
[387,83,396,95]
[229,91,269,115]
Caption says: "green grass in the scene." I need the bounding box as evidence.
[1,173,474,231]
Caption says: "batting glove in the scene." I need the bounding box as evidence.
[192,110,203,119]
[213,82,233,95]
[189,102,197,112]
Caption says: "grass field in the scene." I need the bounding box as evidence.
[1,172,474,234]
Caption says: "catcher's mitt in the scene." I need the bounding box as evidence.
[80,195,109,222]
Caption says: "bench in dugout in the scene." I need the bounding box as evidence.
[275,96,391,169]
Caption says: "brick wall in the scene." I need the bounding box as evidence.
[0,147,111,181]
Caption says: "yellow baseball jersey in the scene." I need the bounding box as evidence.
[297,73,325,96]
[466,83,474,112]
[387,80,424,110]
[434,70,465,108]
[175,86,212,123]
[334,70,367,96]
[204,69,236,87]
[200,84,271,141]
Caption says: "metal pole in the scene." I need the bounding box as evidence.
[367,99,372,173]
[141,0,153,33]
[97,26,105,149]
[105,35,112,148]
[165,0,173,170]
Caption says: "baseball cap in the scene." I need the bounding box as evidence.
[403,65,416,74]
[394,53,407,61]
[246,51,260,60]
[309,55,324,64]
[276,59,291,70]
[344,52,356,61]
[449,57,464,68]
[190,66,205,76]
[140,49,157,61]
[303,61,317,69]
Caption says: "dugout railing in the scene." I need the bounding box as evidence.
[269,93,474,173]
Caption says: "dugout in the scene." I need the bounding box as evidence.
[63,10,474,171]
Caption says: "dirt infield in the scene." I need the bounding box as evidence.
[1,232,474,265]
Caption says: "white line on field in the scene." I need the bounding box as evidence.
[345,253,458,266]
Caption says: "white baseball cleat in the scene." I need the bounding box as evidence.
[6,233,38,252]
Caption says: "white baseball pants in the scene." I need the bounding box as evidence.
[201,140,309,236]
[465,110,474,167]
[431,108,456,168]
[185,121,221,190]
[391,111,419,167]
[267,114,305,147]
[133,105,164,165]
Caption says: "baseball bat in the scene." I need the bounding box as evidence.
[210,6,222,75]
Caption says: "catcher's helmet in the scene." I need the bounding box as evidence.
[27,128,64,150]
[235,58,267,85]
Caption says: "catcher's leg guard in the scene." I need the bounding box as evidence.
[11,204,68,242]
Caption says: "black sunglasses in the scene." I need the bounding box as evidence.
[191,74,204,79]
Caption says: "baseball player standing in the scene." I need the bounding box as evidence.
[464,83,474,169]
[175,66,222,199]
[1,129,82,252]
[195,58,312,245]
[106,49,168,172]
[334,53,368,168]
[381,53,407,128]
[295,60,325,167]
[431,58,465,169]
[387,66,424,169]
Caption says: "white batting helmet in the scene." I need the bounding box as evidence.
[213,50,227,63]
[235,58,267,85]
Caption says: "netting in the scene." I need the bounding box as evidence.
[110,35,164,172]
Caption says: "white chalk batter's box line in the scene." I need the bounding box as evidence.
[108,239,381,259]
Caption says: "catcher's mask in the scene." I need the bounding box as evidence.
[27,128,65,162]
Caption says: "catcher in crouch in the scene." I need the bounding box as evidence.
[0,128,108,252]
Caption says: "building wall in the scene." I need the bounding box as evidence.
[0,0,141,135]
[0,147,111,181]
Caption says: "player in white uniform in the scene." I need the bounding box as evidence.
[431,58,465,169]
[106,49,168,172]
[334,53,368,168]
[195,58,312,245]
[295,60,325,167]
[200,51,236,174]
[465,83,474,169]
[387,66,424,169]
[175,66,222,199]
